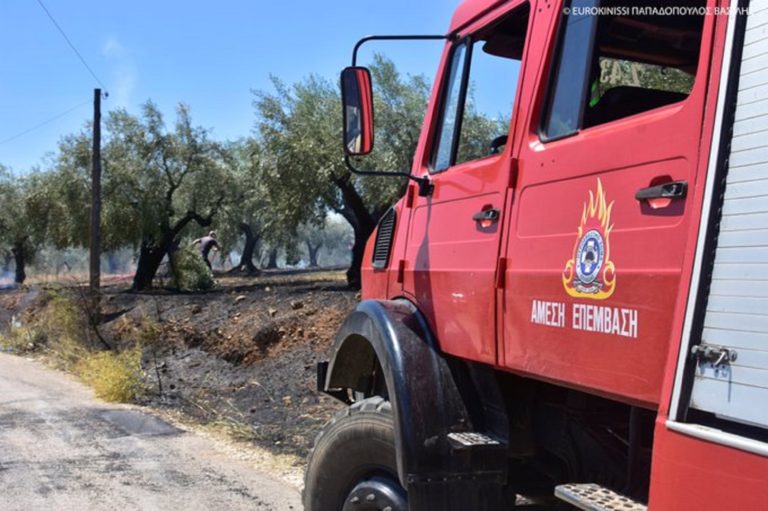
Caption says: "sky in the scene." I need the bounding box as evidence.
[0,0,456,172]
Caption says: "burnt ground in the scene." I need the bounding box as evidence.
[0,269,355,484]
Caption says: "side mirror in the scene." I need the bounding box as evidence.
[341,67,374,156]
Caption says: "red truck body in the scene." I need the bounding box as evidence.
[364,0,717,407]
[308,1,768,509]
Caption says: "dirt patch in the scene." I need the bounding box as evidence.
[0,269,355,482]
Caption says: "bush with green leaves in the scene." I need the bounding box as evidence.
[170,246,214,291]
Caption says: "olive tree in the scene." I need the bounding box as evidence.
[55,102,233,290]
[253,55,429,288]
[0,167,51,283]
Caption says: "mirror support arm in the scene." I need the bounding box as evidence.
[345,34,449,198]
[344,154,434,197]
[352,34,449,66]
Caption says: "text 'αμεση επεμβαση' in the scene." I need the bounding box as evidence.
[531,299,638,339]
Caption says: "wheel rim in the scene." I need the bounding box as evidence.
[341,475,407,511]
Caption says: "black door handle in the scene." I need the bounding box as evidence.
[635,180,688,201]
[473,208,500,223]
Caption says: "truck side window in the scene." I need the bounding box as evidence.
[432,5,530,172]
[434,43,468,172]
[541,0,599,140]
[542,0,706,141]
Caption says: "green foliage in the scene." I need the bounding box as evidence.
[45,133,92,249]
[101,102,233,247]
[209,140,257,247]
[0,166,54,282]
[252,54,433,285]
[170,246,214,291]
[254,75,340,230]
[50,102,235,289]
[76,346,146,403]
[208,139,275,270]
[0,55,449,287]
[298,216,353,266]
[252,54,429,228]
[1,54,509,287]
[44,291,84,335]
[456,109,509,165]
[366,54,432,179]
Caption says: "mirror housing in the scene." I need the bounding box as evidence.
[341,67,374,156]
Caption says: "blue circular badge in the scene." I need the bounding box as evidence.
[576,230,605,285]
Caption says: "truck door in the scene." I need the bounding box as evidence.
[501,0,715,405]
[401,2,532,365]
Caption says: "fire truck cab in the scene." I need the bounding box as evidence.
[305,0,768,509]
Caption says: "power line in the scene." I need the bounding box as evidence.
[35,0,108,93]
[0,100,90,146]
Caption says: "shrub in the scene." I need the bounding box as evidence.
[170,246,214,291]
[77,346,146,402]
[136,315,162,347]
[0,290,90,363]
[6,288,148,403]
[38,290,92,368]
[0,318,45,353]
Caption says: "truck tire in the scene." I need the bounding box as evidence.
[304,396,407,511]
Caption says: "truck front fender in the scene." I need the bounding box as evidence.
[321,299,506,487]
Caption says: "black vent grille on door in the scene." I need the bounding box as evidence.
[372,208,396,269]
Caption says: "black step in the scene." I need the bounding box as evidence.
[447,431,503,451]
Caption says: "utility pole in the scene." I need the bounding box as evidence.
[89,88,101,290]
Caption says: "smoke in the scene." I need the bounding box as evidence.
[102,37,137,109]
[0,270,16,289]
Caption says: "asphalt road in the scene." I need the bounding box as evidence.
[0,353,302,511]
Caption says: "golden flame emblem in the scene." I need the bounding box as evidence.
[563,179,616,300]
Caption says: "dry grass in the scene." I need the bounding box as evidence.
[5,289,149,403]
[147,405,305,488]
[25,271,133,286]
[0,290,89,363]
[208,418,262,442]
[202,418,305,487]
[76,346,146,403]
[40,291,92,368]
[215,269,347,289]
[0,322,46,353]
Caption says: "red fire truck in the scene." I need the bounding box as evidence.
[305,0,768,509]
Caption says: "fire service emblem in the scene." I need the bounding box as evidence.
[563,179,616,300]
